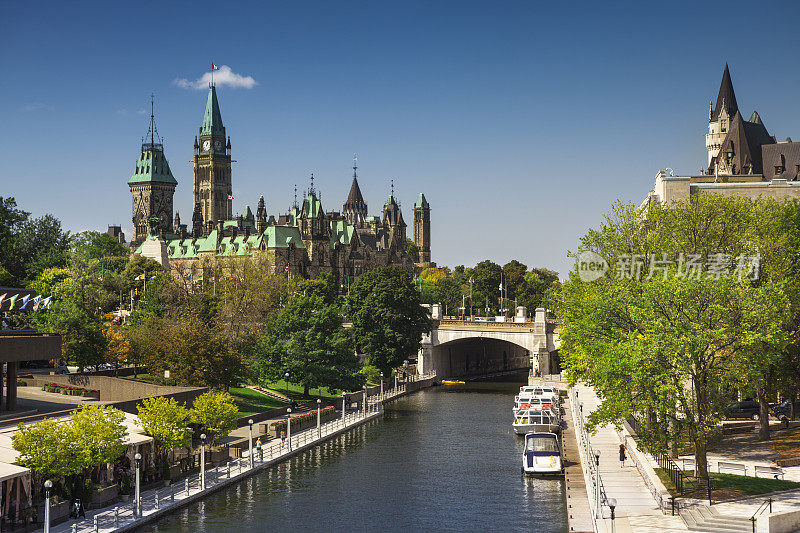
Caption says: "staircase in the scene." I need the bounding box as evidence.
[680,506,752,532]
[249,386,290,403]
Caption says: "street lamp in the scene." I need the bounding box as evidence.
[284,372,290,397]
[608,498,617,523]
[341,393,346,425]
[594,449,601,519]
[134,452,142,517]
[362,385,367,416]
[286,408,292,452]
[316,398,322,439]
[380,372,384,399]
[43,480,52,533]
[200,434,207,490]
[248,419,254,469]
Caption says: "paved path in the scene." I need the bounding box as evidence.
[572,384,688,533]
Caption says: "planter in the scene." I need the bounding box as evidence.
[210,450,228,465]
[86,484,119,510]
[36,500,70,526]
[162,479,171,487]
[169,464,181,480]
[119,494,130,502]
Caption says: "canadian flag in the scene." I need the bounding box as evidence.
[227,193,234,200]
[212,63,220,71]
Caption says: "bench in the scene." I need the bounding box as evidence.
[754,465,784,479]
[717,461,747,475]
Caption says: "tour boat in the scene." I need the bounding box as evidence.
[441,380,466,385]
[513,405,562,434]
[514,393,558,417]
[522,432,563,476]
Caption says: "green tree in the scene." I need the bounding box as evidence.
[472,260,502,313]
[257,294,360,394]
[190,391,238,446]
[137,396,191,470]
[346,267,432,375]
[502,260,528,300]
[12,417,80,484]
[72,231,128,261]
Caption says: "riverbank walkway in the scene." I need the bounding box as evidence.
[570,384,688,533]
[48,374,435,533]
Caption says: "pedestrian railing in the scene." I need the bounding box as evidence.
[53,380,425,533]
[568,387,609,527]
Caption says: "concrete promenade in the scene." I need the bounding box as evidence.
[46,376,435,533]
[570,384,688,533]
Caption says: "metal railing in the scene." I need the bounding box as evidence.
[655,452,685,495]
[568,388,609,527]
[54,380,426,533]
[749,498,773,533]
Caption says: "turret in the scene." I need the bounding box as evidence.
[173,212,181,233]
[192,202,204,238]
[256,195,267,233]
[413,193,431,263]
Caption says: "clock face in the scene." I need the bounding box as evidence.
[214,140,222,150]
[202,140,210,151]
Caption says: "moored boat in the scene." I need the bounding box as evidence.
[512,406,561,434]
[522,432,563,476]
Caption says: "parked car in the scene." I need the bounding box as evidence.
[721,400,761,420]
[772,400,799,419]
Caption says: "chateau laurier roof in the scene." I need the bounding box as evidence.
[711,63,738,122]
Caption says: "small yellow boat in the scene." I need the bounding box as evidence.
[442,380,466,385]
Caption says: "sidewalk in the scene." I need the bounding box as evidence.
[572,384,688,533]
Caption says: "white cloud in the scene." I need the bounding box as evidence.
[173,65,258,90]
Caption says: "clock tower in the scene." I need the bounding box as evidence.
[193,83,232,225]
[128,97,177,245]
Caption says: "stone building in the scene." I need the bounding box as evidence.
[643,64,800,206]
[131,84,432,286]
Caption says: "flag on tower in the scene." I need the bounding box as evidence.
[212,63,220,71]
[227,193,234,200]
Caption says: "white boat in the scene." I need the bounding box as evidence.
[513,406,561,434]
[514,393,559,419]
[522,432,563,476]
[520,385,559,404]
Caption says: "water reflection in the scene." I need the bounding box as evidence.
[142,383,567,532]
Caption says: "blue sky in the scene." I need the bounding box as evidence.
[2,1,799,277]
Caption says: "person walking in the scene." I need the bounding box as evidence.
[256,438,263,461]
[280,430,286,448]
[619,443,627,467]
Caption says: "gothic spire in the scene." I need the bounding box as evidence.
[200,84,225,137]
[711,63,738,122]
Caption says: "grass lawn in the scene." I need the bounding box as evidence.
[262,380,356,401]
[772,427,800,461]
[229,387,287,416]
[121,373,161,384]
[655,468,800,500]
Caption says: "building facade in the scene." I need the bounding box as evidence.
[131,84,432,286]
[644,64,800,206]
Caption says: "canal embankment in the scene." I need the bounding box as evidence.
[48,376,436,533]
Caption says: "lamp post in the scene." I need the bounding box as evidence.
[341,393,346,425]
[284,372,290,398]
[316,398,322,439]
[380,372,384,400]
[248,419,254,469]
[43,480,52,533]
[362,385,367,416]
[200,434,206,490]
[134,452,142,517]
[394,373,398,394]
[594,449,601,519]
[608,498,617,526]
[286,408,292,452]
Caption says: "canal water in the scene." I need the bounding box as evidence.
[140,381,568,532]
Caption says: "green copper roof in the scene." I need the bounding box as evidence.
[302,194,325,219]
[415,193,429,209]
[200,85,224,137]
[128,148,177,185]
[264,226,306,249]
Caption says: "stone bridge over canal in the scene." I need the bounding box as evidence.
[417,308,561,380]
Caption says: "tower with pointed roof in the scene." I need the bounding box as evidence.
[128,96,177,244]
[343,155,368,226]
[706,64,740,168]
[193,84,232,226]
[413,193,431,264]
